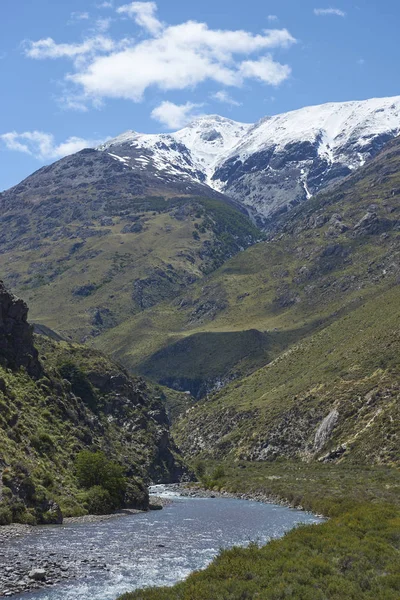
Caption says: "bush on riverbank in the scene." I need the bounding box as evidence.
[76,451,127,514]
[0,504,12,525]
[75,450,149,514]
[84,485,114,515]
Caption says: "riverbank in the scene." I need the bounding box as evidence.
[0,497,170,598]
[164,482,302,510]
[188,460,400,516]
[118,462,400,600]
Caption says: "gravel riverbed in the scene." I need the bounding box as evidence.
[0,498,170,598]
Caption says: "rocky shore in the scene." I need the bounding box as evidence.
[0,497,170,598]
[165,483,296,507]
[0,544,100,597]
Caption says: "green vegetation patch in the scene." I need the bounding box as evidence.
[173,285,400,465]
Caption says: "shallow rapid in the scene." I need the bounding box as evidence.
[8,486,322,600]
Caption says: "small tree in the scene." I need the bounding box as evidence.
[75,451,126,509]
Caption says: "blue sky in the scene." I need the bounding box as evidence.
[1,0,399,191]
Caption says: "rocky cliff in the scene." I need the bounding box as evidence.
[0,281,41,377]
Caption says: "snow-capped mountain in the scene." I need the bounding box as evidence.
[98,115,251,191]
[99,96,400,222]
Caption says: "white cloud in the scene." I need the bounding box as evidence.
[239,55,291,86]
[151,101,203,129]
[267,15,278,22]
[97,1,113,7]
[212,90,242,106]
[24,36,118,61]
[117,2,163,35]
[24,3,296,107]
[95,18,112,32]
[0,131,106,160]
[69,24,295,101]
[314,8,346,17]
[70,12,90,22]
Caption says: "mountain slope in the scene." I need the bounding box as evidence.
[165,138,400,465]
[99,115,251,189]
[213,96,400,220]
[0,180,259,342]
[173,283,400,465]
[92,136,400,398]
[1,96,399,346]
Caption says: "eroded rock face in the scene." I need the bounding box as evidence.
[314,409,339,451]
[0,281,41,377]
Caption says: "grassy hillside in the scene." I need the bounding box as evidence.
[0,195,259,343]
[173,283,399,464]
[0,335,186,524]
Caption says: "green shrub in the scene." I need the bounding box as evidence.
[194,460,206,479]
[59,362,97,409]
[0,504,12,525]
[18,510,37,526]
[1,486,12,499]
[42,409,54,422]
[20,479,36,507]
[85,486,113,515]
[10,499,29,523]
[59,498,87,518]
[75,450,126,510]
[211,465,225,480]
[124,478,148,510]
[1,469,12,487]
[31,431,55,456]
[41,472,54,489]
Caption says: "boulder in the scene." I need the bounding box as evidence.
[28,569,46,582]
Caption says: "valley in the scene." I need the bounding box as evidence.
[0,96,399,600]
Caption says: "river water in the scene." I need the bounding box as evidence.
[9,486,322,600]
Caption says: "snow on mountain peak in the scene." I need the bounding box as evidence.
[96,96,400,219]
[174,116,251,182]
[227,96,400,164]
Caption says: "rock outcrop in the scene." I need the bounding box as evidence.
[0,281,41,377]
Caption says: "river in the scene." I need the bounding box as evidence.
[6,486,322,600]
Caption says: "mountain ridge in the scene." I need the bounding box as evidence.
[98,95,400,221]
